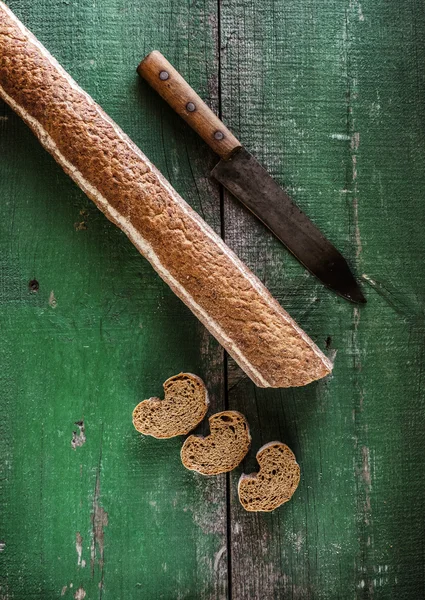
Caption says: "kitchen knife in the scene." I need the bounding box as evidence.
[138,51,365,304]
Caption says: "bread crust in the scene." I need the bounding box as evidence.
[181,410,251,475]
[132,373,208,439]
[0,2,333,388]
[238,441,300,512]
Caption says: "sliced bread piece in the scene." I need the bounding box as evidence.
[181,411,251,475]
[132,373,208,439]
[238,441,300,512]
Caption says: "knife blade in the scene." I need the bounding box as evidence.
[138,51,365,304]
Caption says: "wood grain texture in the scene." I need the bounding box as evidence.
[221,0,425,598]
[138,51,241,159]
[0,0,227,598]
[1,0,425,598]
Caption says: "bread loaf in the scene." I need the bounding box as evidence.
[238,442,300,512]
[132,373,208,439]
[0,2,333,388]
[181,410,251,475]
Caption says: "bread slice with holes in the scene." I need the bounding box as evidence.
[132,373,208,439]
[181,410,251,475]
[238,441,300,512]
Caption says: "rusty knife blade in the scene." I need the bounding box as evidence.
[212,148,366,304]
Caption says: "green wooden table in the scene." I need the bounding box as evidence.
[1,0,425,598]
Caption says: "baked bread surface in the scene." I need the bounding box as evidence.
[238,441,300,511]
[133,373,209,439]
[0,2,333,388]
[181,410,251,475]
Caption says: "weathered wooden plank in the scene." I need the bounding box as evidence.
[3,0,425,597]
[0,1,227,598]
[221,0,425,598]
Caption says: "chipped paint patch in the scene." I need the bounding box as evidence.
[351,133,362,258]
[0,115,8,121]
[362,446,372,487]
[76,532,83,566]
[189,476,225,535]
[61,585,68,596]
[353,197,362,257]
[351,132,360,150]
[71,421,86,449]
[74,587,86,600]
[361,274,377,288]
[90,469,108,579]
[213,545,226,572]
[352,154,358,181]
[74,208,89,231]
[49,290,57,308]
[330,133,351,140]
[345,2,363,261]
[0,541,5,552]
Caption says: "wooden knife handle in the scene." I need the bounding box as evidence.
[138,51,241,160]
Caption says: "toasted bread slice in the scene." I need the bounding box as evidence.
[132,373,208,439]
[181,411,251,475]
[238,441,300,512]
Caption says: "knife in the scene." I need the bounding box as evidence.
[137,51,366,304]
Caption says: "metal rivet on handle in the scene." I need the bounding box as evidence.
[214,131,224,140]
[159,71,169,81]
[186,102,196,112]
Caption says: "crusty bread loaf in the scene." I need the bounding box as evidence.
[0,2,333,388]
[238,441,300,512]
[132,373,208,438]
[181,410,251,475]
